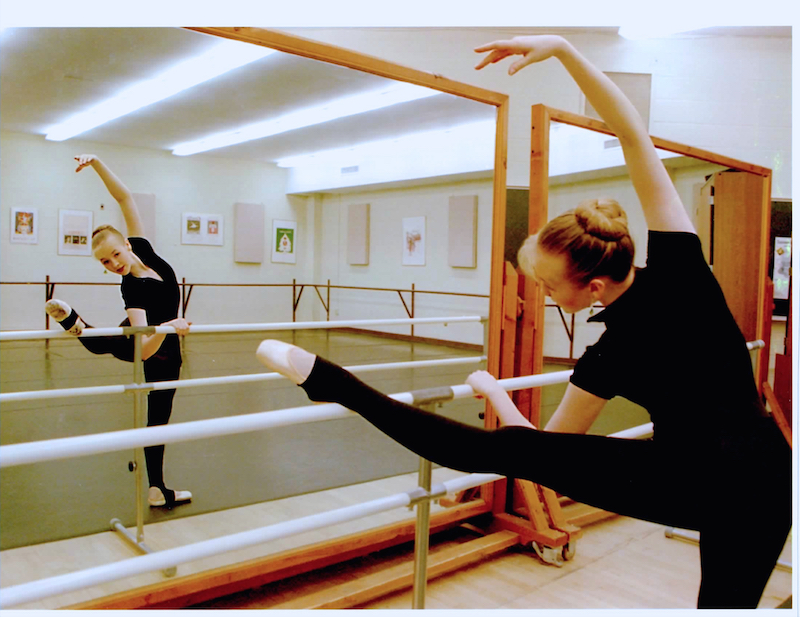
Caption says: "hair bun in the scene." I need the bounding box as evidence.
[574,199,629,242]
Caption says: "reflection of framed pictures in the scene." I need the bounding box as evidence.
[773,237,791,301]
[271,219,297,264]
[58,209,93,255]
[402,216,425,266]
[181,213,223,246]
[10,207,38,244]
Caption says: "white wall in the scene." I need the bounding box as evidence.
[0,132,313,330]
[313,179,495,345]
[282,28,792,199]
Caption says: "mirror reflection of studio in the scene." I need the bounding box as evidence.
[0,26,792,610]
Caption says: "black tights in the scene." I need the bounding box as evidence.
[301,356,791,609]
[60,311,181,492]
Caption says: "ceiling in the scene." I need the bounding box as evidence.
[1,26,789,169]
[0,27,495,166]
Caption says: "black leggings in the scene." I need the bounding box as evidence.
[301,356,791,609]
[61,312,181,491]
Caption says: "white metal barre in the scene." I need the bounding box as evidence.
[0,472,502,609]
[0,356,486,403]
[0,315,484,342]
[0,371,574,468]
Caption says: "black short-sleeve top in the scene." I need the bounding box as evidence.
[120,237,181,360]
[569,231,767,442]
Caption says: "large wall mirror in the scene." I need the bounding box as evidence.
[0,26,509,567]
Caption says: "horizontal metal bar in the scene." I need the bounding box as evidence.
[0,356,486,403]
[0,315,484,342]
[0,472,500,608]
[0,384,128,403]
[0,371,573,468]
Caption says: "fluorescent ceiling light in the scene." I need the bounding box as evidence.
[275,119,496,169]
[617,24,711,40]
[171,83,442,157]
[45,41,276,142]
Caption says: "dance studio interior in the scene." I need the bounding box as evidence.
[0,24,794,610]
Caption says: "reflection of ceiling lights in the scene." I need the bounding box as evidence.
[45,41,276,142]
[171,83,442,157]
[617,25,710,40]
[276,119,495,168]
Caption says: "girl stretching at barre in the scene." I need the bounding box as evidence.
[256,36,790,609]
[46,155,191,509]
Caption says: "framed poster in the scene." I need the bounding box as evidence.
[58,209,93,256]
[272,219,297,264]
[402,216,425,266]
[181,212,223,246]
[10,207,38,244]
[773,237,791,300]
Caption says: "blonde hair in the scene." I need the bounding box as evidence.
[91,225,126,251]
[518,199,634,286]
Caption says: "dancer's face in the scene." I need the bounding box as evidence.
[527,246,597,314]
[93,236,135,276]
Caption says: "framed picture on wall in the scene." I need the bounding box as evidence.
[402,216,425,266]
[58,209,93,256]
[181,212,223,246]
[10,207,38,244]
[272,219,297,264]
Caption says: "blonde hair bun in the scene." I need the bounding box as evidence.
[574,199,629,242]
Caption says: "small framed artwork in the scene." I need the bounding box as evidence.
[10,207,38,244]
[402,216,425,266]
[58,209,93,256]
[272,219,297,264]
[181,212,223,246]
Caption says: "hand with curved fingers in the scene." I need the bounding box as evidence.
[466,369,504,398]
[474,35,567,75]
[467,370,535,429]
[163,317,191,336]
[74,154,99,173]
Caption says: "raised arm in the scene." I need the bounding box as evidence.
[475,35,695,234]
[75,154,146,238]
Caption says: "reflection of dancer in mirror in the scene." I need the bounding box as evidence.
[257,36,790,609]
[46,155,192,509]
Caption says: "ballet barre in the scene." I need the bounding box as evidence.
[0,471,503,608]
[0,356,486,403]
[0,314,485,341]
[0,370,575,468]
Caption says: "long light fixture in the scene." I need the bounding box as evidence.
[171,83,442,157]
[45,41,276,142]
[275,119,496,169]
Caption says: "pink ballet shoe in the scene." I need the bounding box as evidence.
[148,486,192,508]
[45,299,85,335]
[256,339,313,384]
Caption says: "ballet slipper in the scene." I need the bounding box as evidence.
[148,486,192,508]
[256,339,314,385]
[45,299,85,336]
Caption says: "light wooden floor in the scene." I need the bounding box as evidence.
[0,465,792,610]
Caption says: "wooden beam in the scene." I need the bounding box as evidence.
[185,27,508,106]
[64,501,491,610]
[544,107,772,176]
[271,531,520,609]
[482,97,510,511]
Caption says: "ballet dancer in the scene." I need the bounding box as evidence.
[46,155,191,508]
[255,35,791,609]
